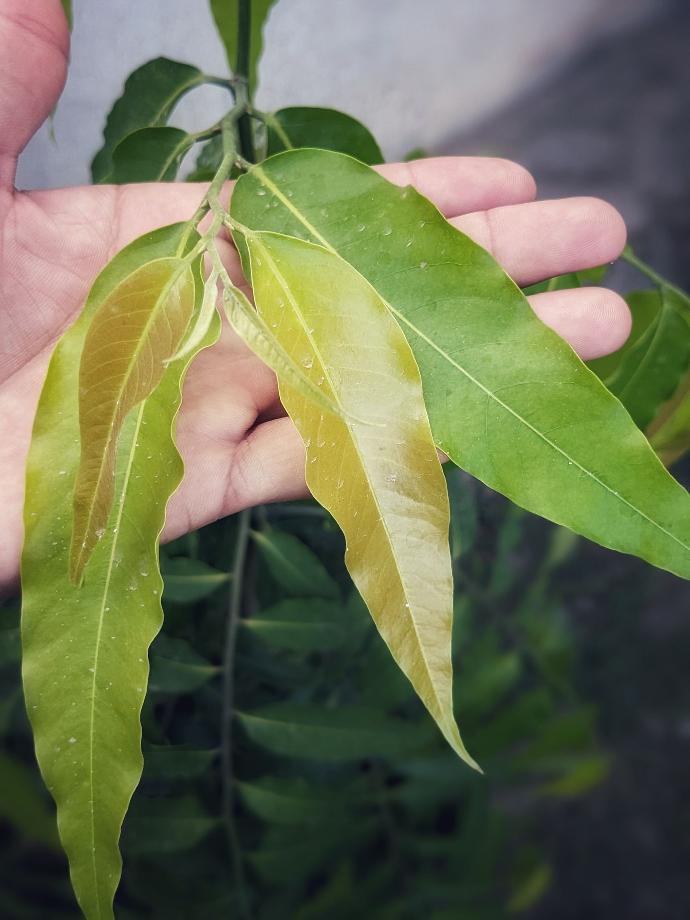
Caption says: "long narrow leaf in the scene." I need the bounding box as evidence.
[246,230,477,768]
[21,224,221,920]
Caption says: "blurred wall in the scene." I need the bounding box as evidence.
[17,0,661,189]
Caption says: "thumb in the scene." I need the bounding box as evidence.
[0,0,69,186]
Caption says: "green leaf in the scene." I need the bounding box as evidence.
[92,58,204,182]
[523,265,607,296]
[108,126,195,183]
[252,530,339,600]
[605,287,690,428]
[506,856,552,913]
[149,635,220,694]
[122,795,219,856]
[649,370,690,466]
[243,599,346,652]
[231,149,690,581]
[245,231,476,767]
[237,776,343,825]
[161,557,230,604]
[70,254,197,582]
[539,753,610,797]
[0,752,59,848]
[209,0,278,95]
[142,746,217,781]
[445,467,478,561]
[21,223,221,920]
[61,0,72,30]
[237,704,434,761]
[266,107,383,163]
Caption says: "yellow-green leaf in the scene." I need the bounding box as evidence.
[70,257,196,583]
[245,230,478,770]
[21,224,221,920]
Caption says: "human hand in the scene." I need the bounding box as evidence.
[0,0,629,591]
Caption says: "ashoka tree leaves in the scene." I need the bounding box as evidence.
[209,0,278,96]
[244,230,477,769]
[266,107,383,163]
[109,127,195,183]
[70,256,196,583]
[21,224,220,920]
[230,149,690,581]
[91,58,204,182]
[604,288,690,430]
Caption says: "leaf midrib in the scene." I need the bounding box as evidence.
[85,402,145,919]
[249,164,690,558]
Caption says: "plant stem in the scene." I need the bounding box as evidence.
[221,508,252,919]
[235,0,256,162]
[622,246,690,305]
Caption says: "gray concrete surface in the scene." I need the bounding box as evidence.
[16,0,661,189]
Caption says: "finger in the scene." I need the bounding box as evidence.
[527,287,631,360]
[163,417,308,544]
[0,0,68,184]
[375,157,537,216]
[453,197,627,286]
[111,155,537,247]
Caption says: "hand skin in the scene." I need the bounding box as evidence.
[0,0,630,594]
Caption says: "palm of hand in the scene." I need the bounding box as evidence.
[0,0,629,590]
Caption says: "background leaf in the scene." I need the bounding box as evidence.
[251,530,339,599]
[231,149,690,581]
[208,0,278,95]
[21,224,220,920]
[108,127,195,183]
[237,704,434,760]
[91,58,204,182]
[161,556,230,604]
[266,107,383,163]
[243,599,346,652]
[604,287,690,429]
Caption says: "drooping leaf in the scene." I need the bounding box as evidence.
[70,255,197,583]
[231,149,690,581]
[208,0,278,95]
[237,703,434,760]
[161,556,230,604]
[244,231,476,766]
[21,223,221,920]
[92,58,204,182]
[252,530,339,600]
[108,127,195,183]
[605,287,690,429]
[266,107,383,163]
[243,599,346,652]
[149,635,220,694]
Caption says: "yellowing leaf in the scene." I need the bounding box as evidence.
[246,230,478,770]
[70,257,196,582]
